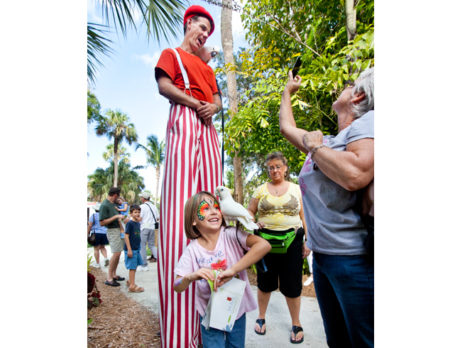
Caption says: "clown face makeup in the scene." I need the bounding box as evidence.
[193,196,222,234]
[197,199,220,221]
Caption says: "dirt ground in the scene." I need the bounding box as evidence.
[87,267,161,348]
[87,266,315,347]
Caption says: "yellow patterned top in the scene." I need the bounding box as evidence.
[252,182,302,231]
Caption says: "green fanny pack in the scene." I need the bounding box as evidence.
[255,228,297,254]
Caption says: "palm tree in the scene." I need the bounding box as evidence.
[95,109,138,187]
[87,0,187,85]
[87,167,110,202]
[88,160,145,203]
[103,144,130,163]
[135,134,165,203]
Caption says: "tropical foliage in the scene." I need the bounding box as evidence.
[88,160,145,203]
[103,144,130,163]
[94,109,138,187]
[87,90,102,124]
[87,23,113,85]
[135,135,165,203]
[87,0,187,84]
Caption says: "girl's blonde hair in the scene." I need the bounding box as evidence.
[183,191,226,239]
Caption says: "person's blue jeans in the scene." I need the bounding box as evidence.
[313,252,374,348]
[200,313,246,348]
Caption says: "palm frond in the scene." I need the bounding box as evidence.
[133,165,146,170]
[87,23,113,85]
[99,0,144,36]
[144,0,186,43]
[88,0,186,84]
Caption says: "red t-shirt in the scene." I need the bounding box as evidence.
[155,47,218,103]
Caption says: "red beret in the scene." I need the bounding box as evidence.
[183,5,215,36]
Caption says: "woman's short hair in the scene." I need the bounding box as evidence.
[183,191,226,239]
[352,67,374,118]
[264,151,290,180]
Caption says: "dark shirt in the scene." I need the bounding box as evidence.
[124,220,141,251]
[99,199,120,229]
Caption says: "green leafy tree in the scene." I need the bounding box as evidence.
[135,135,165,203]
[87,90,102,124]
[95,109,138,187]
[220,0,245,204]
[88,160,145,202]
[87,0,187,84]
[224,0,374,175]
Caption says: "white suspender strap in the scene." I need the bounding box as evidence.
[172,48,192,94]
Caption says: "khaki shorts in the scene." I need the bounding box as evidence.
[106,228,124,253]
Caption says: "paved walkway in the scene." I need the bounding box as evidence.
[88,247,327,347]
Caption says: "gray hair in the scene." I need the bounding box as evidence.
[352,67,374,118]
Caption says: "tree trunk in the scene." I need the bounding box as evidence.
[345,0,357,41]
[113,137,119,187]
[221,0,244,204]
[155,165,161,204]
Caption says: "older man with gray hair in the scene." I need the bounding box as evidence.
[279,67,374,347]
[138,191,159,271]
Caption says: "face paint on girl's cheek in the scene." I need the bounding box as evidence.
[197,200,209,221]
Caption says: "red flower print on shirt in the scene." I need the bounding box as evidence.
[211,259,227,271]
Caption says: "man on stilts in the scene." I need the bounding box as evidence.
[154,5,222,348]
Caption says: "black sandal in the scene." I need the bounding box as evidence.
[254,318,266,335]
[113,276,125,281]
[290,325,304,344]
[104,279,120,287]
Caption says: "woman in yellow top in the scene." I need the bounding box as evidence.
[248,152,310,344]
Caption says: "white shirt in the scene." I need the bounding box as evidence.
[140,201,159,230]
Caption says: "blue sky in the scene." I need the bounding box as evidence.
[87,0,248,196]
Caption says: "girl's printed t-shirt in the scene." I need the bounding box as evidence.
[252,182,303,231]
[174,226,257,320]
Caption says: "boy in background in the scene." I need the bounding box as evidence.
[124,204,144,293]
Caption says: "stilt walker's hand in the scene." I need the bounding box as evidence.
[197,101,215,125]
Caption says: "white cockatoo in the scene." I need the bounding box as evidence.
[215,186,259,230]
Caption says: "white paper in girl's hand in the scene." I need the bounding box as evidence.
[208,277,246,332]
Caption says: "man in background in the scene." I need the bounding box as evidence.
[138,191,159,271]
[99,187,126,287]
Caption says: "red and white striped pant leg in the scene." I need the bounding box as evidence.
[197,116,222,193]
[157,103,221,348]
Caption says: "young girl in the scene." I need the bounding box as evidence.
[115,197,129,237]
[115,197,129,219]
[174,191,271,347]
